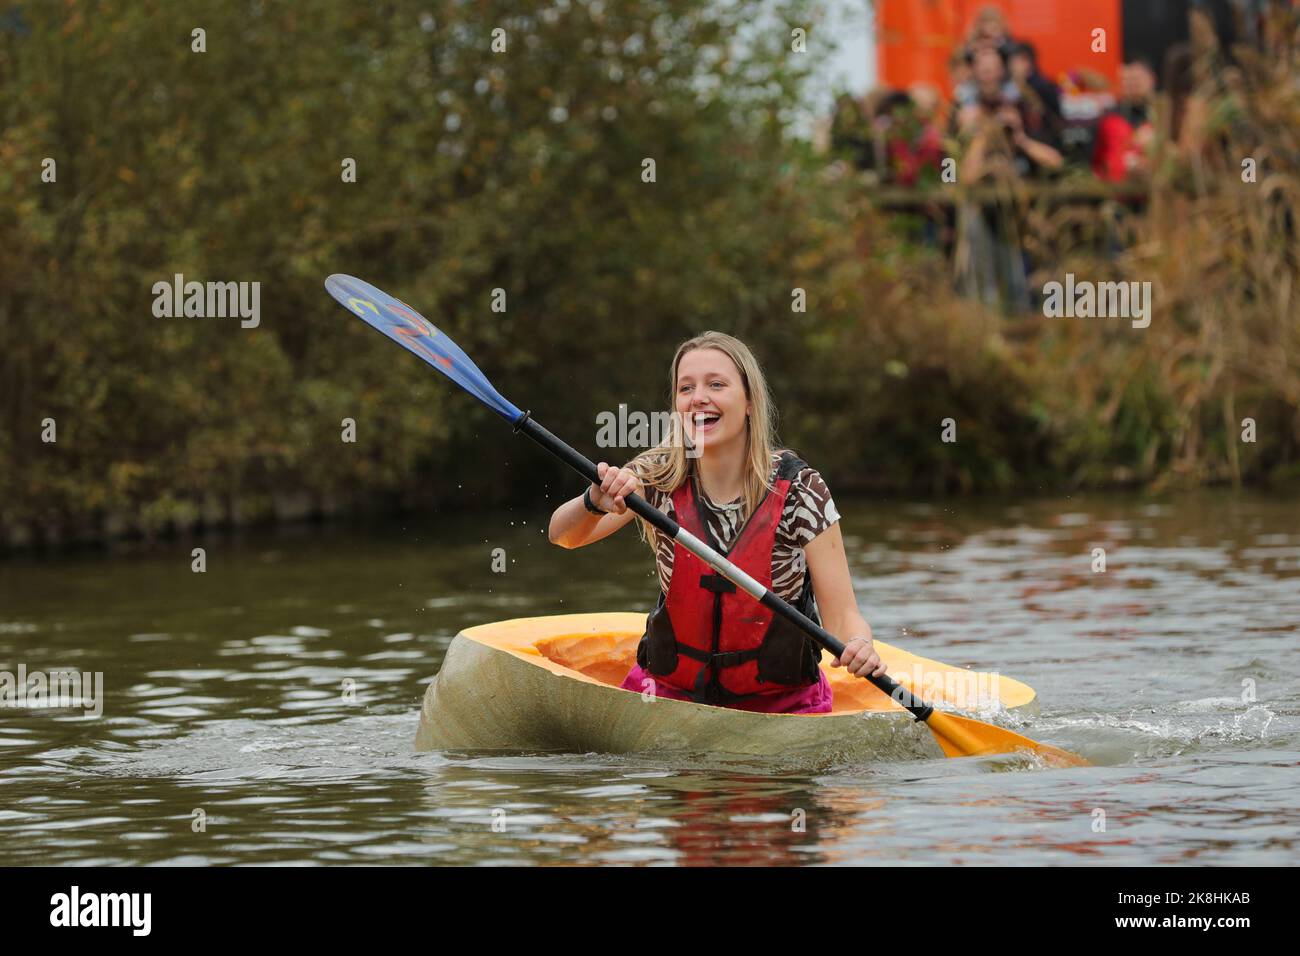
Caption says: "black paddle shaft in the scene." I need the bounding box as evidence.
[514,412,935,722]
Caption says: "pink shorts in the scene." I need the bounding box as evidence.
[619,664,833,714]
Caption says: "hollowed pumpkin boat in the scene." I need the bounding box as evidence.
[416,612,1038,762]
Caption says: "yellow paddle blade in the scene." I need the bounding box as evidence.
[925,711,1091,767]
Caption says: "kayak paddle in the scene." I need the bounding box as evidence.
[324,274,1090,768]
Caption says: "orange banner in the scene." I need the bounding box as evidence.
[877,0,1122,95]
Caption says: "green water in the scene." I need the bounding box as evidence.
[0,490,1296,865]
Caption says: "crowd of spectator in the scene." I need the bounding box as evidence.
[826,5,1229,311]
[827,5,1207,190]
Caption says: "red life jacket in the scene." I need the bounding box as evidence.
[636,452,823,705]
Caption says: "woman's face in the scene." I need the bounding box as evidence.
[675,348,752,455]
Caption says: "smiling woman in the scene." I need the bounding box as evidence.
[547,331,885,714]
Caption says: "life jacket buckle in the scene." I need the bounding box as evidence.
[699,574,736,594]
[710,650,755,669]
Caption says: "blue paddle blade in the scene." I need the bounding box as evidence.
[324,274,523,424]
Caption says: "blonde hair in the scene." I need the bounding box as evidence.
[625,332,784,554]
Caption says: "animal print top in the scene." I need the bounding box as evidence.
[635,451,841,603]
